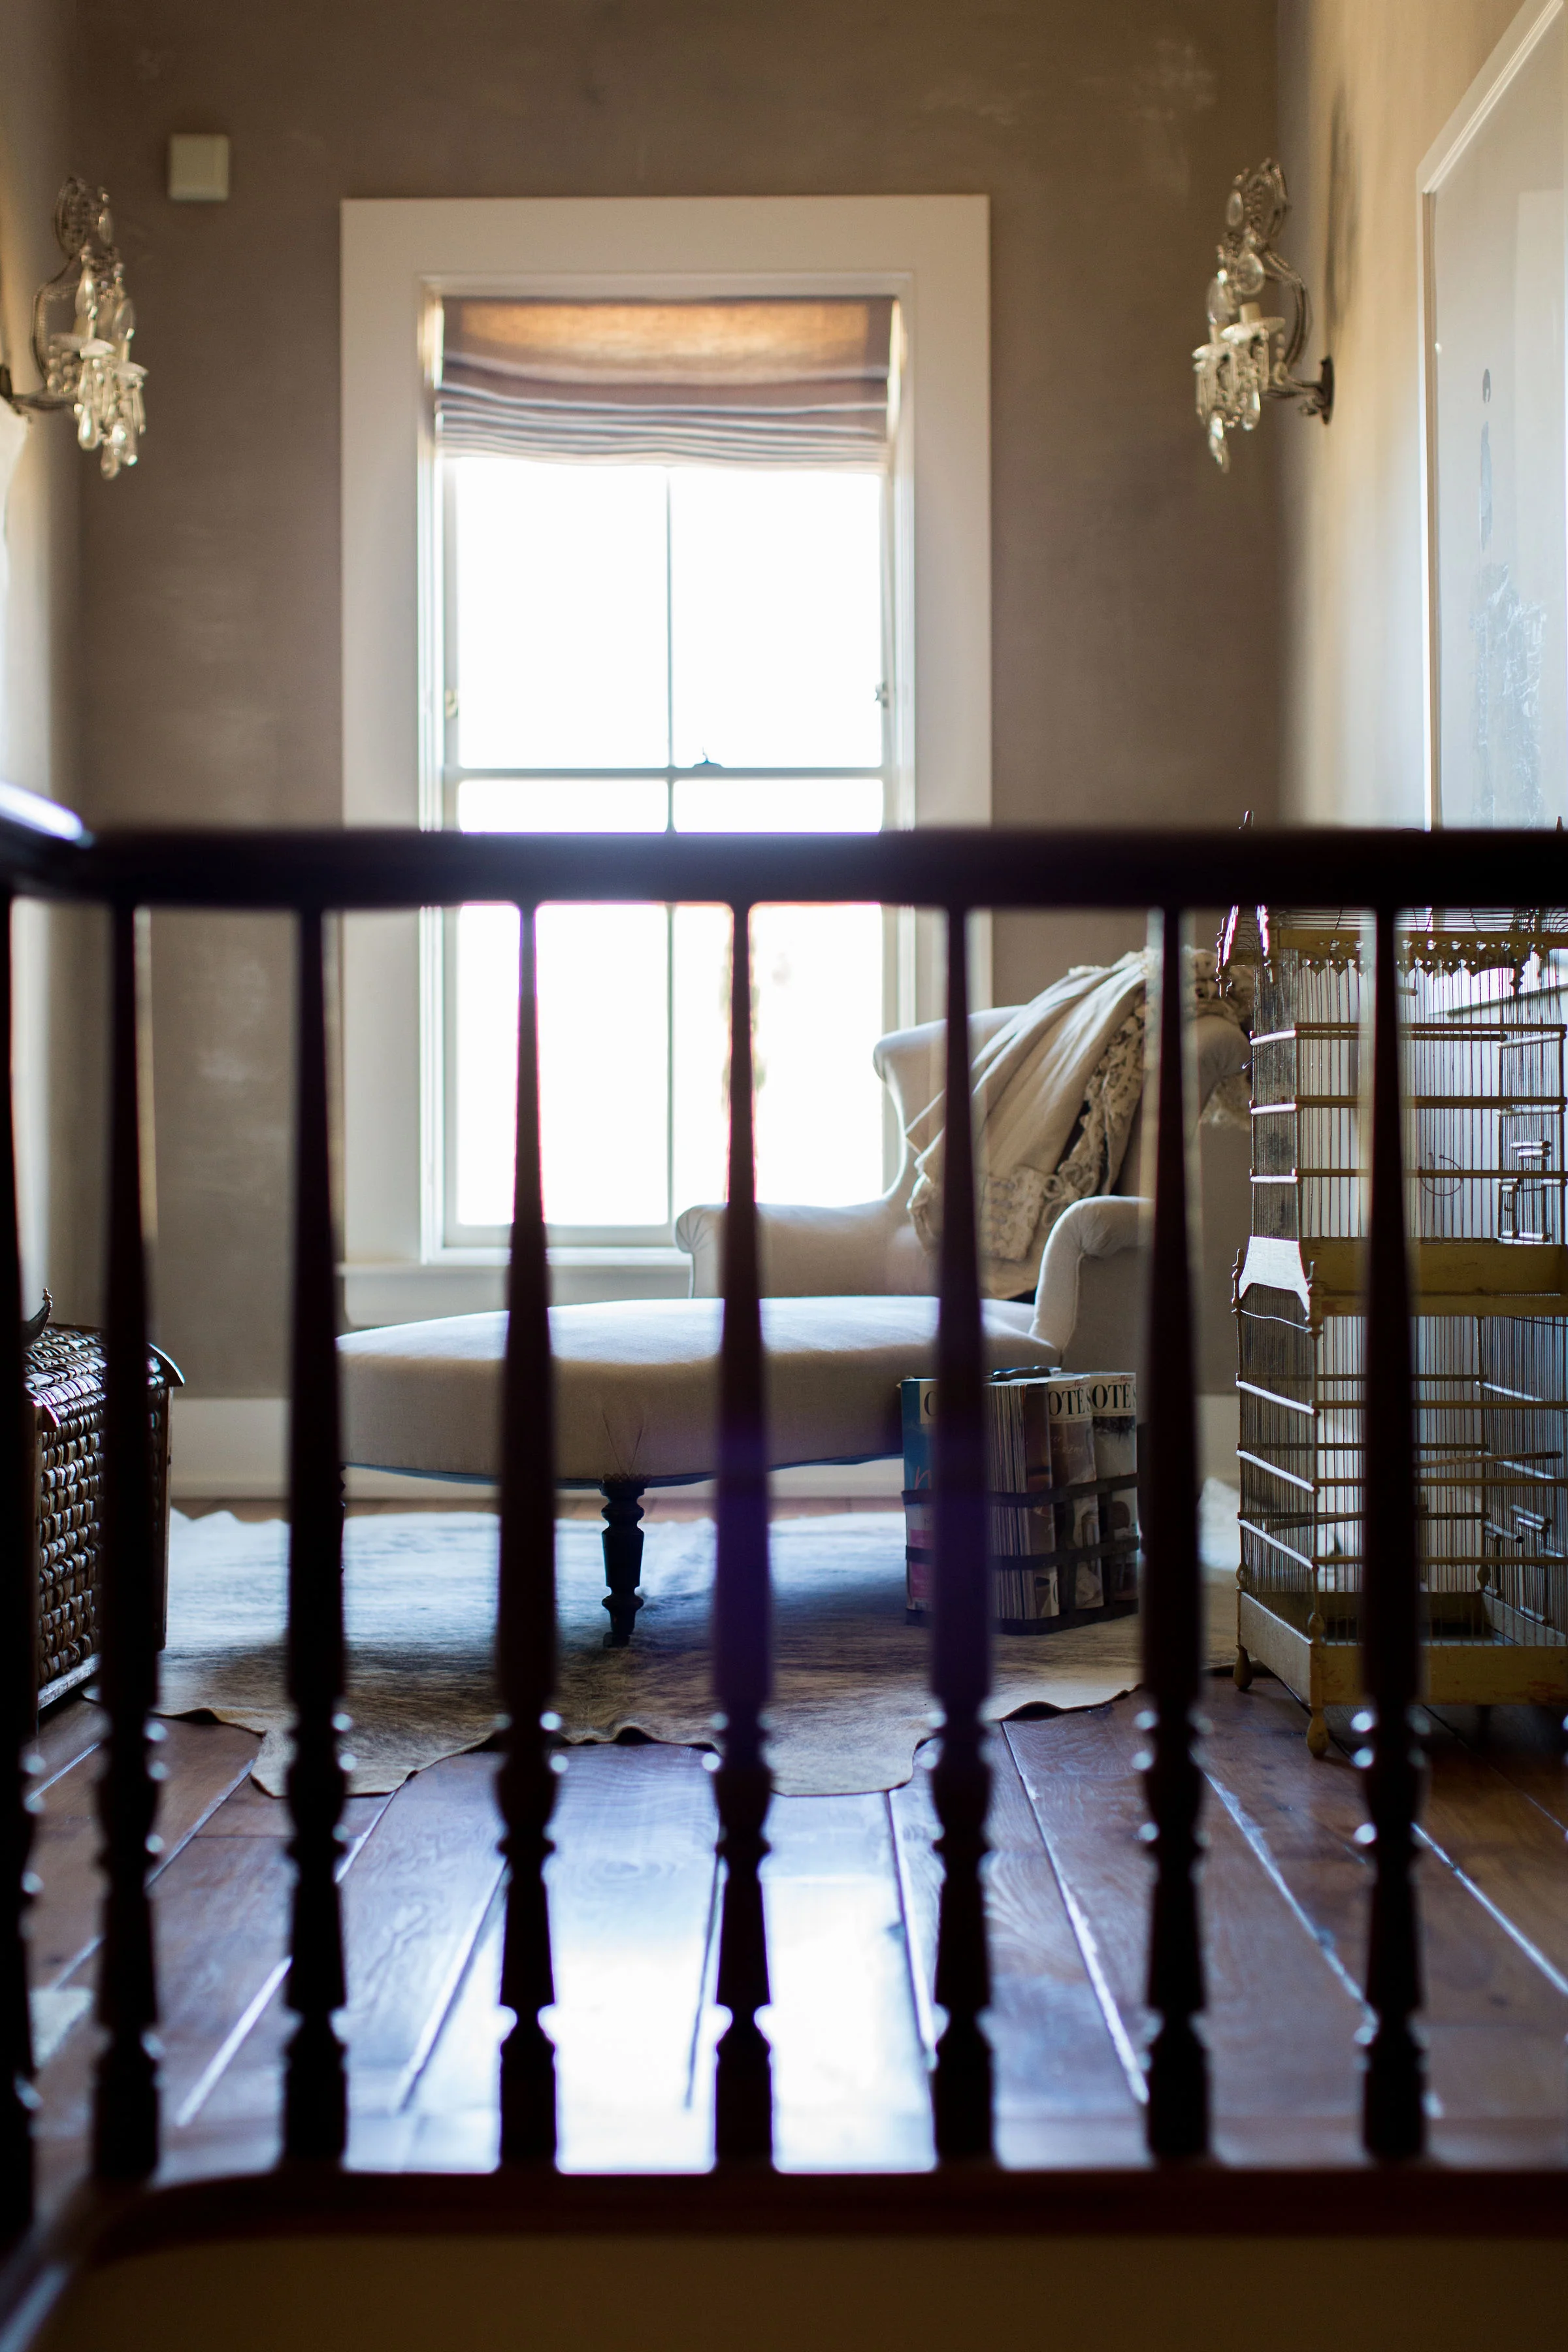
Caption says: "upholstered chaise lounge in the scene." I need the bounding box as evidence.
[338,1005,1247,1642]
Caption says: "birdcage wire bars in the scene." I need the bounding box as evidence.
[1228,909,1568,1750]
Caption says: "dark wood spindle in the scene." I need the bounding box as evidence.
[1359,904,1426,2159]
[282,908,349,2161]
[497,904,560,2164]
[713,901,774,2165]
[92,903,161,2181]
[0,892,35,2236]
[1139,904,1209,2160]
[930,906,993,2163]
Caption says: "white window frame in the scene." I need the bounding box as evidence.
[340,195,991,1323]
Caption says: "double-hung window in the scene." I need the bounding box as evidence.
[339,197,990,1320]
[437,297,896,1245]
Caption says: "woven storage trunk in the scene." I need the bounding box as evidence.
[26,1324,179,1708]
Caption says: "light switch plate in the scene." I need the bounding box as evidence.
[168,134,230,203]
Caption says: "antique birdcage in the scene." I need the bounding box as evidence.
[1225,906,1568,1752]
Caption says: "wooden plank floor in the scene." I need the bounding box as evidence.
[22,1667,1568,2206]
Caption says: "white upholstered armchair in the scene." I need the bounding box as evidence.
[676,1005,1250,1386]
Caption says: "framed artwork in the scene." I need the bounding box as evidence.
[1421,0,1567,826]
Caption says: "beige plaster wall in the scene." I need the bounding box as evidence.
[0,0,91,1318]
[1276,0,1526,824]
[73,0,1280,1391]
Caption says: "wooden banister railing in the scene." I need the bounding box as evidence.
[930,907,992,2162]
[1140,907,1207,2161]
[282,908,350,2163]
[93,905,159,2184]
[0,880,33,2240]
[496,905,559,2166]
[7,793,1559,2236]
[713,905,774,2166]
[1360,906,1426,2162]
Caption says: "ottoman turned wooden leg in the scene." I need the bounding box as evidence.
[600,1478,646,1647]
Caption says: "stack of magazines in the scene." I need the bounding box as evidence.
[901,1371,1139,1633]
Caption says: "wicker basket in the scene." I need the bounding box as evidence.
[26,1322,180,1708]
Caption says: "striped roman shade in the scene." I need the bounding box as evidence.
[435,295,896,467]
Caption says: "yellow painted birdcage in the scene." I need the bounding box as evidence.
[1223,906,1568,1751]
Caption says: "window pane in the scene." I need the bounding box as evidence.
[670,469,885,770]
[453,458,669,770]
[668,903,885,1218]
[458,776,668,832]
[453,902,671,1232]
[671,905,734,1217]
[672,776,882,832]
[537,903,670,1228]
[751,905,885,1205]
[453,903,522,1230]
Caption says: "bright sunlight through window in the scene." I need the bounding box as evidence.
[444,458,890,1241]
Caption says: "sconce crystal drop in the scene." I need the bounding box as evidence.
[2,178,146,478]
[1194,161,1331,472]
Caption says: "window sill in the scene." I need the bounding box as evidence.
[342,1248,691,1329]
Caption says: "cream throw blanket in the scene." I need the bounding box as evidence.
[906,948,1246,1296]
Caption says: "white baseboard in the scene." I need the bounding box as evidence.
[171,1398,286,1498]
[172,1397,1239,1506]
[687,1460,904,1503]
[169,1397,489,1503]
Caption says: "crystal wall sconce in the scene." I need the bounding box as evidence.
[0,179,146,478]
[1194,159,1331,472]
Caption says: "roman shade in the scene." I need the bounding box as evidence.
[434,295,896,467]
